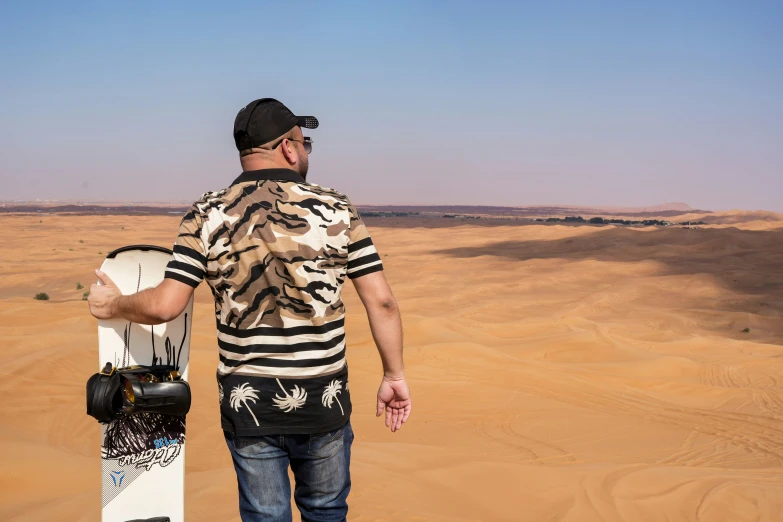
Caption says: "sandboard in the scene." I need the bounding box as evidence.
[98,245,194,522]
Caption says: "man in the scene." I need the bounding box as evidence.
[88,98,411,522]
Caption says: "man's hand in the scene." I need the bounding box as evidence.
[376,376,411,433]
[88,269,122,320]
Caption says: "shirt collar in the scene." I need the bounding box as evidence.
[231,168,305,186]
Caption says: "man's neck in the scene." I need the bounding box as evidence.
[240,160,288,171]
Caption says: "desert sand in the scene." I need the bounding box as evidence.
[1,210,782,521]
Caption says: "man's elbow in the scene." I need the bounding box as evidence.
[154,301,183,324]
[134,308,173,325]
[151,280,192,324]
[373,295,398,315]
[156,309,178,324]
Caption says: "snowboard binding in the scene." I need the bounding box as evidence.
[86,362,191,423]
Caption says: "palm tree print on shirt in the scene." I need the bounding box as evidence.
[321,379,344,415]
[230,383,260,426]
[218,382,224,405]
[273,379,307,413]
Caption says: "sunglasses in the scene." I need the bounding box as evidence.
[267,136,312,154]
[288,137,312,154]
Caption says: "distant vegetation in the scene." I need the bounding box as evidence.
[741,327,751,333]
[34,292,49,301]
[360,211,420,217]
[83,290,90,300]
[357,208,708,228]
[76,282,83,290]
[534,216,707,227]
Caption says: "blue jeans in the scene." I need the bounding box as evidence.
[224,422,354,522]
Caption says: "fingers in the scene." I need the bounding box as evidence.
[402,404,411,423]
[388,406,405,432]
[94,269,114,287]
[87,282,101,303]
[399,404,407,431]
[378,404,410,433]
[376,396,384,417]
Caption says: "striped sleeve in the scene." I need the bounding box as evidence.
[164,205,207,288]
[346,202,383,279]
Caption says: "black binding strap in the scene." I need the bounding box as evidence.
[86,368,121,423]
[86,363,191,422]
[106,245,173,259]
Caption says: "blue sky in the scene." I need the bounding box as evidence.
[1,1,781,210]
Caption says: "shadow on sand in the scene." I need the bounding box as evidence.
[434,225,783,343]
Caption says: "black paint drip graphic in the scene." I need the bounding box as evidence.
[151,312,188,370]
[119,264,142,367]
[103,261,189,459]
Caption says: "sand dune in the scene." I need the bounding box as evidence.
[673,210,783,225]
[1,212,782,521]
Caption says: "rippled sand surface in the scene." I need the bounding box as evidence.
[1,211,782,521]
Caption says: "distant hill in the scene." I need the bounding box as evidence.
[0,202,707,218]
[604,202,693,213]
[356,203,705,218]
[0,204,189,215]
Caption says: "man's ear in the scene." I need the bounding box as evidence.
[280,139,298,167]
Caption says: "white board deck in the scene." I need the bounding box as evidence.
[98,245,193,522]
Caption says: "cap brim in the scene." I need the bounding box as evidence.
[297,116,319,129]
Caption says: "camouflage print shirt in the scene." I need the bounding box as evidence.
[164,168,383,435]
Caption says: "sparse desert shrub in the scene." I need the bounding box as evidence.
[82,290,90,300]
[79,239,84,243]
[34,292,49,301]
[741,327,750,333]
[98,251,102,255]
[69,248,73,251]
[76,282,84,290]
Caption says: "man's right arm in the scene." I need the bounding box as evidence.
[351,271,411,433]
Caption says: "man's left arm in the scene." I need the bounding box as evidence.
[88,272,195,325]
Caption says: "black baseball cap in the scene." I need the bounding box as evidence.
[233,98,319,151]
